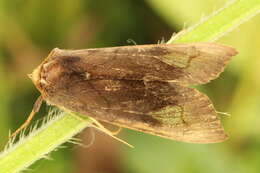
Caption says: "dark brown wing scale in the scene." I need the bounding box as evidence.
[31,43,237,143]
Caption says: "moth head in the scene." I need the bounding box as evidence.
[29,48,63,97]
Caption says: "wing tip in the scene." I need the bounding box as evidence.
[179,130,229,144]
[192,133,229,144]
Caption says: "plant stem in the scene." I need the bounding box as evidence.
[0,0,260,172]
[0,113,92,173]
[168,0,260,43]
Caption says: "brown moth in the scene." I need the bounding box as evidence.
[29,43,237,143]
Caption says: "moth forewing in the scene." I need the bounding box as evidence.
[38,43,237,85]
[30,43,237,144]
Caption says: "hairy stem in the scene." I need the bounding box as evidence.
[0,112,92,173]
[167,0,260,43]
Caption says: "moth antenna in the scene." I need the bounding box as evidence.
[10,96,43,139]
[216,111,231,117]
[89,117,134,148]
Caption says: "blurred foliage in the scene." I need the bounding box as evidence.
[1,0,260,173]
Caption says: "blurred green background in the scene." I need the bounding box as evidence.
[1,0,260,173]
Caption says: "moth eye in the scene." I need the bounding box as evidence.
[41,60,64,85]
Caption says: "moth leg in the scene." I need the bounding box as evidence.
[62,112,131,147]
[88,117,122,135]
[10,96,43,138]
[110,126,122,135]
[89,117,133,148]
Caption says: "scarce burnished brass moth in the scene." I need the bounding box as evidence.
[26,43,237,143]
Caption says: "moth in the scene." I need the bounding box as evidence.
[19,43,238,143]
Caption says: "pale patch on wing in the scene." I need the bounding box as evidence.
[149,105,184,125]
[158,43,237,85]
